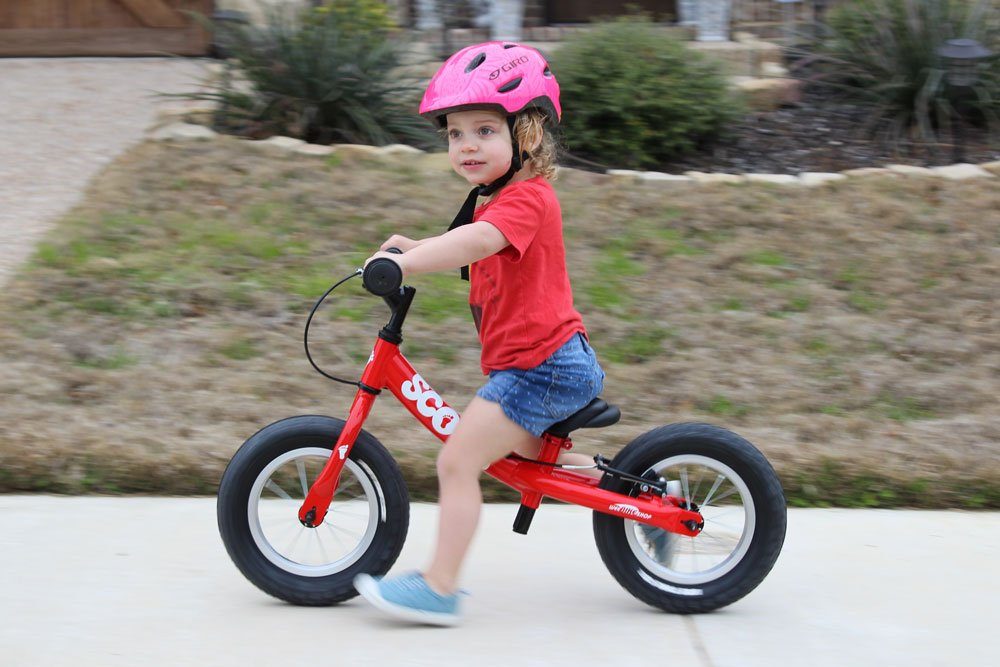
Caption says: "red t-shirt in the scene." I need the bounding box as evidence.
[470,176,586,374]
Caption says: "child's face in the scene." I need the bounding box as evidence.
[446,110,513,186]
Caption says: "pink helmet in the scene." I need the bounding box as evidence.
[419,42,561,125]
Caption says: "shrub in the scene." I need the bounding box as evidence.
[805,0,1000,145]
[304,0,396,34]
[184,1,436,147]
[549,17,741,169]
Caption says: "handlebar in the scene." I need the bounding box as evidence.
[362,247,403,296]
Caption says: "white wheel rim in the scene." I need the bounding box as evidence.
[625,454,756,585]
[248,447,381,577]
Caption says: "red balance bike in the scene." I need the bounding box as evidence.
[217,253,787,613]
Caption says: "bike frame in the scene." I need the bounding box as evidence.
[298,286,703,537]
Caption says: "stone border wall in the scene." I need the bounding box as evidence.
[149,116,1000,186]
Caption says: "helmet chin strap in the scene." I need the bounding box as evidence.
[447,115,529,281]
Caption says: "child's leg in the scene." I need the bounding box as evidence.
[423,396,539,595]
[514,443,602,479]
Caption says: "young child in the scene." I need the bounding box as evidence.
[354,41,606,626]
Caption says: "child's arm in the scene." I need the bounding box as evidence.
[367,222,509,277]
[380,234,434,253]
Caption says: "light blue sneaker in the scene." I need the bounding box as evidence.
[354,571,461,626]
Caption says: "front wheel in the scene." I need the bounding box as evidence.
[217,415,409,605]
[593,423,786,613]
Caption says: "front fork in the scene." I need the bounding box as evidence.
[297,334,452,528]
[297,386,378,527]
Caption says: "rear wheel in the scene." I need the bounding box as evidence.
[217,415,409,605]
[593,423,786,613]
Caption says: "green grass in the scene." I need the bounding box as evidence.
[602,327,671,363]
[219,338,260,361]
[804,337,832,355]
[847,290,885,313]
[874,393,936,422]
[582,240,646,313]
[747,249,787,266]
[699,394,751,419]
[73,347,137,370]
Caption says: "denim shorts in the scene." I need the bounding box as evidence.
[476,333,606,437]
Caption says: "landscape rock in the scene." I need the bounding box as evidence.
[684,172,744,184]
[294,144,337,157]
[745,173,801,185]
[930,164,994,180]
[150,122,217,141]
[799,172,847,187]
[843,168,897,178]
[380,144,424,156]
[637,171,692,183]
[607,169,643,182]
[887,164,934,176]
[736,77,803,111]
[257,136,305,151]
[334,144,383,158]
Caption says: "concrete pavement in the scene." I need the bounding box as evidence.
[0,496,996,666]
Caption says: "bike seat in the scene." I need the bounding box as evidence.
[545,398,621,438]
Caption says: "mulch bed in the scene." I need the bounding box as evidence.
[565,82,999,176]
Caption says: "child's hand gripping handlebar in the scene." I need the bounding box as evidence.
[362,247,403,296]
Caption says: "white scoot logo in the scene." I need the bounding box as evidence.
[401,373,459,436]
[608,503,653,520]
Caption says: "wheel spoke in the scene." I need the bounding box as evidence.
[327,508,368,519]
[704,485,740,506]
[313,529,330,564]
[297,460,309,497]
[285,526,306,559]
[690,473,705,505]
[337,477,360,493]
[324,522,348,549]
[704,507,743,523]
[265,479,294,501]
[701,474,726,507]
[680,468,691,508]
[326,523,363,539]
[696,529,738,549]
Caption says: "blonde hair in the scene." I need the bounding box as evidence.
[513,109,558,181]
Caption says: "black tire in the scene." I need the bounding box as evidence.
[593,423,786,613]
[217,415,409,605]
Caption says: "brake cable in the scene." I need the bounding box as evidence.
[303,268,364,387]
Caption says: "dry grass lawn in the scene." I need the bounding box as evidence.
[0,138,997,507]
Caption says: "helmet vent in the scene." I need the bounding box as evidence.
[497,77,523,93]
[503,43,518,49]
[542,66,553,78]
[465,52,487,73]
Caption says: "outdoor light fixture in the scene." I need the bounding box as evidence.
[938,38,993,87]
[936,38,993,162]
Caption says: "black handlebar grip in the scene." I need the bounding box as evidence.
[363,252,403,296]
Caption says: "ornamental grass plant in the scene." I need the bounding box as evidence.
[801,0,1000,148]
[183,0,437,148]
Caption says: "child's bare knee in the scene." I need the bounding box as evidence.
[436,442,476,480]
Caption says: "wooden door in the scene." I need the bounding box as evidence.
[0,0,213,56]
